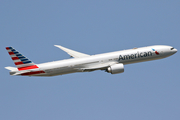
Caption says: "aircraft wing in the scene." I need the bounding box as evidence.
[79,61,118,72]
[54,45,90,58]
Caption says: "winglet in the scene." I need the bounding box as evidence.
[54,45,90,58]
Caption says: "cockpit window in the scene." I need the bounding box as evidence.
[171,47,174,50]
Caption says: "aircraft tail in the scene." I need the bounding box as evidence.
[6,47,39,71]
[5,66,18,71]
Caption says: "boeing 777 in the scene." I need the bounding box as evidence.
[5,45,177,76]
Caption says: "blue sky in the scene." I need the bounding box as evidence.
[1,1,180,120]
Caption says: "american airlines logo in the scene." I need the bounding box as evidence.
[119,51,153,61]
[152,48,159,55]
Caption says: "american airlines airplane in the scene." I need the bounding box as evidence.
[5,45,177,77]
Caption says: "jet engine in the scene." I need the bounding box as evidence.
[106,63,124,74]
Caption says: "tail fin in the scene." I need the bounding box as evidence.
[6,47,39,71]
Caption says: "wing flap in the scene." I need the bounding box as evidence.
[54,45,90,58]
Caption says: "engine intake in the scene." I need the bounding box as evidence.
[106,63,124,74]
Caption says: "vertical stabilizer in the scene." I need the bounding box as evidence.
[6,47,39,71]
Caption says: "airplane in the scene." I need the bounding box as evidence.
[5,45,177,77]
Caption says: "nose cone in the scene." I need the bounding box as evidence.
[173,48,178,54]
[174,48,177,52]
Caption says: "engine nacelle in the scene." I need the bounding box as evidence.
[106,63,124,74]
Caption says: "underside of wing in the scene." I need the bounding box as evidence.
[80,62,118,72]
[54,45,90,58]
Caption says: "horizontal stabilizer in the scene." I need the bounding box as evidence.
[5,66,18,71]
[54,45,90,58]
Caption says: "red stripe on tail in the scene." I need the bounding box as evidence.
[6,47,10,50]
[15,61,24,65]
[18,65,39,71]
[8,52,14,55]
[12,57,19,60]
